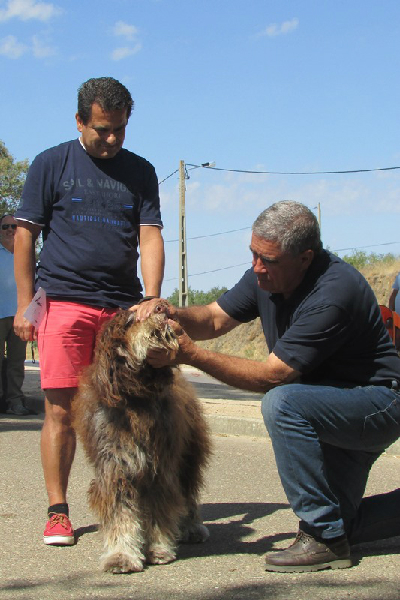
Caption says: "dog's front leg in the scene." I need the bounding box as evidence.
[145,521,178,566]
[143,480,182,565]
[101,507,146,573]
[89,478,146,573]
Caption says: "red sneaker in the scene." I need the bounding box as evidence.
[43,513,75,546]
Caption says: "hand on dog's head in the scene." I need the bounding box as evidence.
[86,310,179,407]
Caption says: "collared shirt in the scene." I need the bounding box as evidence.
[16,139,163,308]
[0,244,17,319]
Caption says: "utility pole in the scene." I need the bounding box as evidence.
[317,202,322,237]
[178,160,189,307]
[314,203,322,236]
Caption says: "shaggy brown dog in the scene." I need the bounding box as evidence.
[73,309,211,573]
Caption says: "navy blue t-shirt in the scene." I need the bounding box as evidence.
[217,250,400,386]
[16,139,163,308]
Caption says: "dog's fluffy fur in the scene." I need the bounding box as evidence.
[73,309,211,573]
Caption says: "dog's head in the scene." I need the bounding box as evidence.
[124,310,179,368]
[88,308,179,406]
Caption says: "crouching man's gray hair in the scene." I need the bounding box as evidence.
[252,200,322,256]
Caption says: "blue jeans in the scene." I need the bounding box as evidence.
[261,382,400,540]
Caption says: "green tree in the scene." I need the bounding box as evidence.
[341,249,397,270]
[167,286,228,306]
[0,140,29,216]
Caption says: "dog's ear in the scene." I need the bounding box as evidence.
[114,312,136,359]
[91,311,134,407]
[125,311,136,326]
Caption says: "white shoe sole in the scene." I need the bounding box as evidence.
[43,535,75,546]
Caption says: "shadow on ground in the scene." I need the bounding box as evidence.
[2,574,400,600]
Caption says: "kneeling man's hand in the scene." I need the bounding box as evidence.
[146,319,196,368]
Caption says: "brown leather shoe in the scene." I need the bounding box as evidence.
[265,530,352,573]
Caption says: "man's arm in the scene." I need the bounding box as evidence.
[149,319,300,393]
[173,301,240,340]
[138,225,165,298]
[13,221,41,341]
[133,296,241,340]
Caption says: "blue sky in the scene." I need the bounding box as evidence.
[1,0,400,297]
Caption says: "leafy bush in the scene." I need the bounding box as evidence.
[341,250,398,270]
[167,286,228,306]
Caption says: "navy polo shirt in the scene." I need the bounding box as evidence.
[217,250,400,386]
[16,140,162,308]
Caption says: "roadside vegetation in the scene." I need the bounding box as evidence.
[167,286,228,306]
[341,251,400,304]
[0,139,28,215]
[340,249,400,275]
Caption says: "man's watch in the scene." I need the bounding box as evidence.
[137,296,159,304]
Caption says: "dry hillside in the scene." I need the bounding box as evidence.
[198,260,400,361]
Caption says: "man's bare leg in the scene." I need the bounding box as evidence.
[41,387,77,545]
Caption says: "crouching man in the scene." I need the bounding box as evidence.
[136,200,400,573]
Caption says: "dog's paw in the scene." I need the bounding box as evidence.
[146,547,176,565]
[101,552,144,574]
[180,523,210,544]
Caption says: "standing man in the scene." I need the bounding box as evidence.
[0,214,28,415]
[140,201,400,572]
[13,77,164,546]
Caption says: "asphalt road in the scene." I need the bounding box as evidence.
[0,411,399,600]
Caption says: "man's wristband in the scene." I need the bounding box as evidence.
[137,296,159,305]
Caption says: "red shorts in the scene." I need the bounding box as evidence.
[38,300,118,389]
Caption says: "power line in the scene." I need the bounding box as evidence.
[164,226,251,243]
[160,160,400,285]
[164,240,400,284]
[186,163,400,176]
[158,168,179,185]
[164,262,250,282]
[165,226,400,248]
[158,162,213,185]
[334,241,400,252]
[159,162,400,184]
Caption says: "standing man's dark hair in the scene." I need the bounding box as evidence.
[77,77,134,125]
